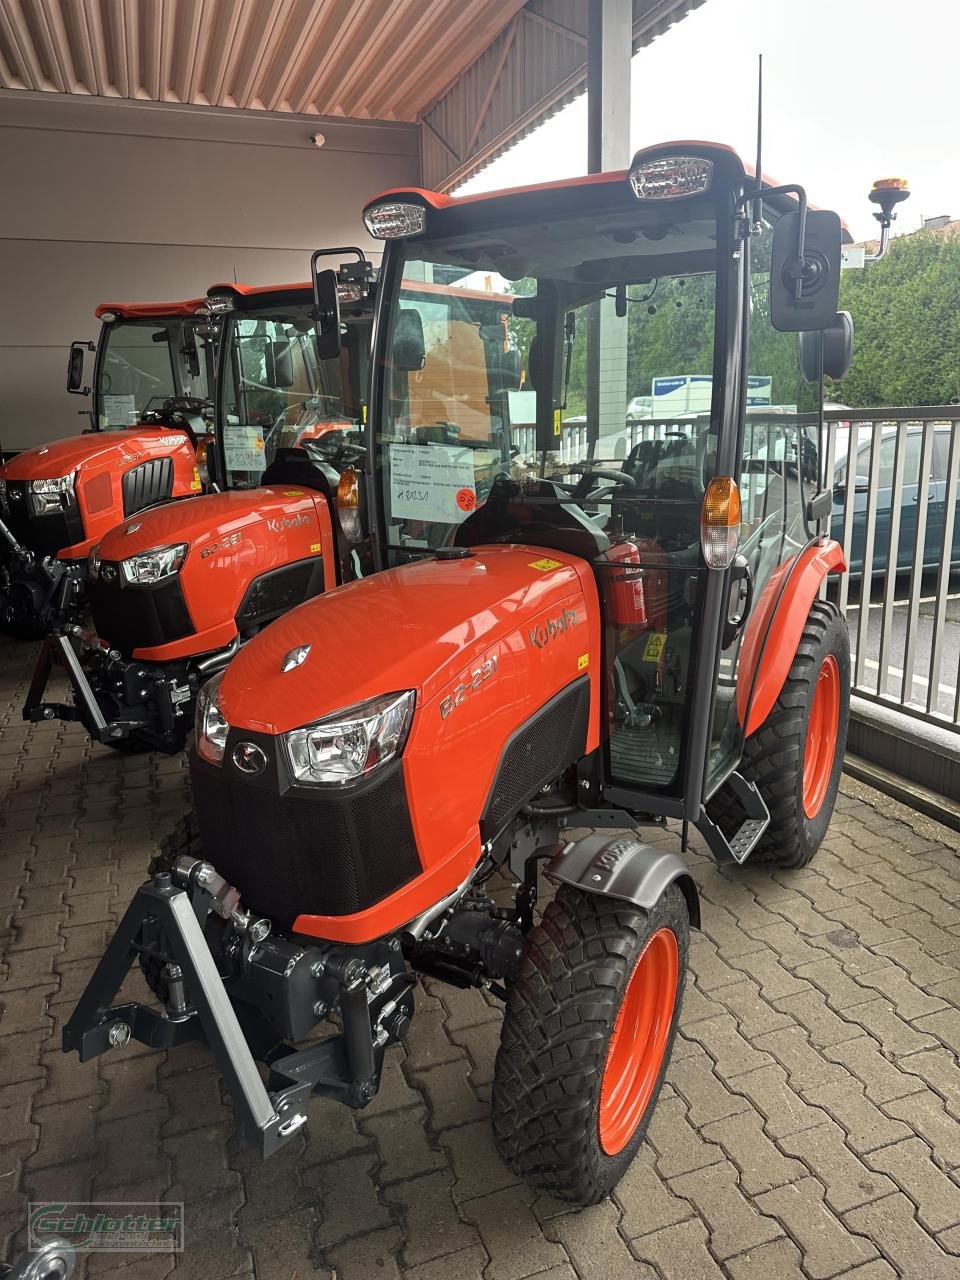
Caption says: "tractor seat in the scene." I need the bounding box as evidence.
[261,447,335,500]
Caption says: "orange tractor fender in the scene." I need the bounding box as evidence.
[736,539,846,738]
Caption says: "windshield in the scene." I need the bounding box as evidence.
[96,318,215,429]
[219,302,367,489]
[377,204,720,557]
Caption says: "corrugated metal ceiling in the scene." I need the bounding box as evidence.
[0,0,704,188]
[0,0,527,119]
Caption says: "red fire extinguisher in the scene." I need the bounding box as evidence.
[606,541,648,627]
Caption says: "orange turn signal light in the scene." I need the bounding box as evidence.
[700,476,741,569]
[871,177,909,191]
[336,467,362,543]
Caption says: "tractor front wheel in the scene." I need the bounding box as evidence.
[491,882,688,1205]
[735,599,850,868]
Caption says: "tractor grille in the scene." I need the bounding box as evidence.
[191,749,421,926]
[481,677,590,840]
[122,458,174,516]
[1,481,84,558]
[88,568,193,654]
[235,558,325,630]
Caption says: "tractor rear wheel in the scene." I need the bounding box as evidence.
[491,882,688,1205]
[730,599,850,869]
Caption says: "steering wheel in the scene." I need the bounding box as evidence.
[301,436,367,470]
[142,395,213,423]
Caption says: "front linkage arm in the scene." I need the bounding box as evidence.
[62,863,413,1157]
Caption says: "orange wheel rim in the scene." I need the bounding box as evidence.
[598,927,679,1156]
[802,653,841,819]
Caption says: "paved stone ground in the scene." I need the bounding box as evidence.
[2,634,960,1280]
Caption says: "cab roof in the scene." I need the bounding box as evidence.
[95,297,210,319]
[364,140,852,241]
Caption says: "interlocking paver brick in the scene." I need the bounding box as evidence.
[845,1192,960,1278]
[777,1121,896,1213]
[710,977,793,1039]
[665,1045,750,1127]
[882,1091,960,1169]
[384,1170,478,1267]
[756,1176,878,1277]
[899,1048,960,1117]
[460,1187,568,1280]
[547,1200,654,1279]
[913,1007,960,1055]
[682,1012,773,1078]
[645,1094,724,1180]
[867,1137,960,1232]
[809,1078,912,1154]
[774,986,867,1048]
[308,1152,393,1246]
[359,1105,446,1185]
[727,1064,826,1138]
[670,1162,781,1260]
[700,1108,804,1196]
[443,1119,519,1203]
[631,1217,726,1278]
[238,1208,323,1280]
[823,1036,927,1104]
[724,1237,804,1279]
[403,1244,489,1280]
[841,998,940,1057]
[752,1025,848,1091]
[613,1147,694,1239]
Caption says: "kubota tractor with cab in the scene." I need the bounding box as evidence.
[65,146,894,1204]
[0,296,220,637]
[24,259,378,754]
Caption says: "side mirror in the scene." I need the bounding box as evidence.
[770,209,843,332]
[393,308,426,371]
[66,340,93,395]
[312,267,341,361]
[800,311,854,383]
[266,338,295,388]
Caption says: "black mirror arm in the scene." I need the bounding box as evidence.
[742,183,810,302]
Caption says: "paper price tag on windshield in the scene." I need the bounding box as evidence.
[390,444,477,524]
[102,394,137,427]
[223,425,266,474]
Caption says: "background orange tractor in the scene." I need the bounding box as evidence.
[0,296,219,636]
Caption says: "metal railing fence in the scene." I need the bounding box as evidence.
[515,406,960,733]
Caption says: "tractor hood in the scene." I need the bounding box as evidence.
[1,427,191,481]
[219,545,596,736]
[96,486,323,560]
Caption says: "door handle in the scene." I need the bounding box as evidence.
[722,556,753,650]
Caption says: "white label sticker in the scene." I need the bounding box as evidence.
[223,425,266,474]
[102,393,137,426]
[390,444,477,524]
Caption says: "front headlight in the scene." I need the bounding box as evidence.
[284,690,415,786]
[88,543,101,581]
[196,671,228,764]
[29,475,75,517]
[120,543,187,586]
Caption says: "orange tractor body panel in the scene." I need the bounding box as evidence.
[215,545,601,944]
[94,486,339,662]
[736,538,847,736]
[3,427,201,559]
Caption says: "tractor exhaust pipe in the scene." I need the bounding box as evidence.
[196,637,240,677]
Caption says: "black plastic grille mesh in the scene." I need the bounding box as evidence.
[483,679,590,837]
[122,458,174,516]
[192,761,421,925]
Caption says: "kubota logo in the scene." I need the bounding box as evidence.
[527,608,578,651]
[267,513,310,533]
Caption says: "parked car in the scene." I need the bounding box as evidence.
[832,422,960,576]
[626,395,654,421]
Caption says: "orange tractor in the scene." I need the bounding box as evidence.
[0,296,220,637]
[65,146,894,1203]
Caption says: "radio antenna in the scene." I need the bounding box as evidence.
[753,53,763,228]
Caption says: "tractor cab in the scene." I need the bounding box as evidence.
[204,263,374,499]
[361,143,854,858]
[69,297,219,436]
